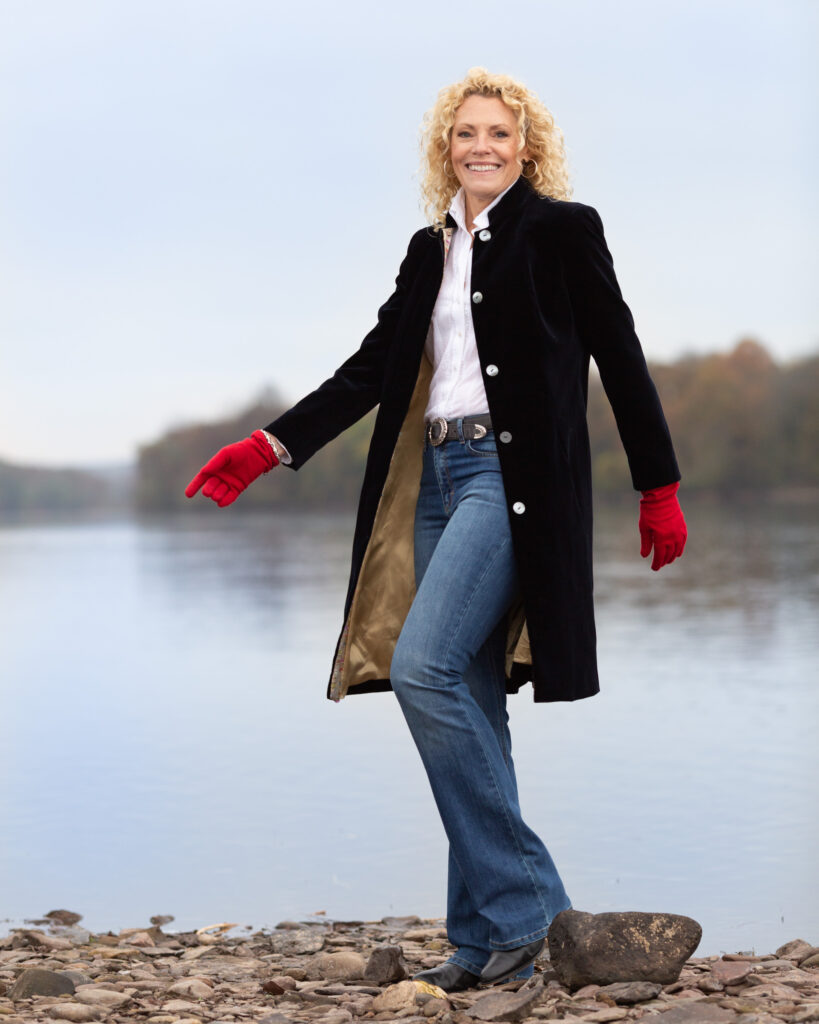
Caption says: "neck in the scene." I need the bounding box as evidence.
[463,193,491,234]
[460,177,520,233]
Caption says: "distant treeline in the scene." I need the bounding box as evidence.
[588,338,818,493]
[2,339,815,515]
[136,339,818,512]
[0,460,112,513]
[136,387,375,512]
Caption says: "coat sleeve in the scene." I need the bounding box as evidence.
[562,203,681,491]
[263,232,421,470]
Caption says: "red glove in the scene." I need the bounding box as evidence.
[639,481,687,571]
[185,430,278,507]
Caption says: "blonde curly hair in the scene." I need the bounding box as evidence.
[419,67,571,230]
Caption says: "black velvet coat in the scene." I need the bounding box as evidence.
[266,176,679,703]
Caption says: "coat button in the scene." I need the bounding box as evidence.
[499,430,512,443]
[478,229,491,241]
[472,291,483,303]
[512,501,526,514]
[485,364,499,377]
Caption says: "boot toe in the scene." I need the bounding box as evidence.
[413,961,481,992]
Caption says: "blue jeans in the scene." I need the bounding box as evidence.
[390,426,571,976]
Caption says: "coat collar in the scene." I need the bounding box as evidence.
[444,175,536,232]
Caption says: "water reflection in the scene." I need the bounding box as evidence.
[0,499,816,954]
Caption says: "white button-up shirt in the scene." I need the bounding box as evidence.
[424,181,515,422]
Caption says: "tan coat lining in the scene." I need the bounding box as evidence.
[328,355,431,700]
[329,308,531,701]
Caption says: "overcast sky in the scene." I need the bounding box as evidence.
[1,0,817,466]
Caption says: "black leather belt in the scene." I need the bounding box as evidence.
[426,414,493,446]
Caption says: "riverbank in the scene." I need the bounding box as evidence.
[1,912,817,1023]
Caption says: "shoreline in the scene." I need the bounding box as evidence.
[1,912,817,1023]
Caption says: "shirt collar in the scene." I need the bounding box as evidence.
[448,178,520,234]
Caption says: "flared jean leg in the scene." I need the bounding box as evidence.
[391,434,571,962]
[444,623,532,974]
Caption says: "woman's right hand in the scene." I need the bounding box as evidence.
[185,430,279,507]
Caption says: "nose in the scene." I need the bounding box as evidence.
[471,131,491,152]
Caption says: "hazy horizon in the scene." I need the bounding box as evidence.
[2,0,817,466]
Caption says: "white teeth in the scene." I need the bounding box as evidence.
[467,164,500,171]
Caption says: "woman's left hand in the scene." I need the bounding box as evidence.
[638,482,687,571]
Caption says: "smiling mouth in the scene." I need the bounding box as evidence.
[466,163,501,172]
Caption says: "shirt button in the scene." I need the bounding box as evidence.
[499,430,512,443]
[478,229,491,242]
[472,291,483,303]
[512,501,526,515]
[485,364,499,377]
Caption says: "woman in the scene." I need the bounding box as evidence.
[186,68,687,992]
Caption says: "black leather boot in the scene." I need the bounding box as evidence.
[479,937,545,985]
[413,961,481,992]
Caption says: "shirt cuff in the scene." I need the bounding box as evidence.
[260,429,292,465]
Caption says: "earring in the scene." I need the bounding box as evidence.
[443,158,455,178]
[523,159,539,180]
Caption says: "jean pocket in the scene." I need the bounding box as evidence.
[465,436,499,458]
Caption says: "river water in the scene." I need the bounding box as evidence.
[1,499,816,954]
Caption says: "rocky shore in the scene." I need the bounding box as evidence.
[1,911,817,1024]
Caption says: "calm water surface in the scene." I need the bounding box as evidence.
[1,500,816,954]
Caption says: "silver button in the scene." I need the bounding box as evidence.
[485,364,498,377]
[512,501,526,515]
[478,229,491,242]
[472,291,483,303]
[499,431,512,443]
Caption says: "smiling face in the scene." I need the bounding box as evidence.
[449,93,529,223]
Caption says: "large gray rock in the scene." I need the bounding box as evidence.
[547,909,702,987]
[9,967,76,999]
[364,944,408,984]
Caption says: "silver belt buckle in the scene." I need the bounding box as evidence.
[471,422,487,440]
[428,417,448,446]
